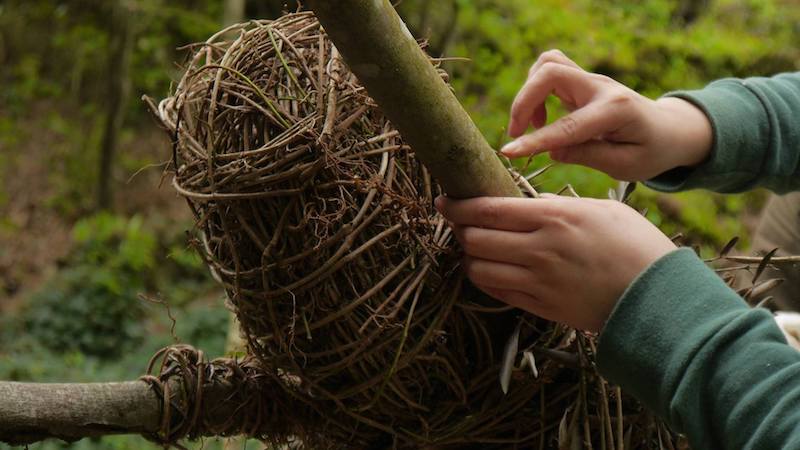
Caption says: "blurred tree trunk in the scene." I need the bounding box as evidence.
[435,1,460,57]
[97,1,134,211]
[397,0,460,57]
[672,0,712,26]
[223,0,246,26]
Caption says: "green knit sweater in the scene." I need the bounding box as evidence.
[597,72,800,450]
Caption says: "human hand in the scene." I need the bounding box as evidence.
[501,50,713,181]
[435,195,677,332]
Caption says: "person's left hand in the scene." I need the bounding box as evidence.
[435,195,676,332]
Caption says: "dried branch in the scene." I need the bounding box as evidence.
[0,347,293,447]
[0,380,160,446]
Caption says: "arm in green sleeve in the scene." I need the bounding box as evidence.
[646,72,800,193]
[597,248,800,449]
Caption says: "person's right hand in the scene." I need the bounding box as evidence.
[501,50,714,181]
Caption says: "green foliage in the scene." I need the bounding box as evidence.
[400,0,799,249]
[0,0,223,116]
[0,0,229,213]
[172,302,231,356]
[72,213,156,273]
[0,210,227,448]
[42,109,105,217]
[22,213,156,357]
[3,203,220,361]
[1,301,229,381]
[23,268,144,358]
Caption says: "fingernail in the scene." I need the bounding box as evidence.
[500,142,519,156]
[434,196,444,209]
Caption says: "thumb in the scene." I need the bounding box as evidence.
[550,141,640,180]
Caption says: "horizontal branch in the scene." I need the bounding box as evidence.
[721,255,800,264]
[0,346,291,446]
[0,380,161,445]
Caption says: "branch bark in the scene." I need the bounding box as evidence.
[306,0,520,199]
[0,381,160,445]
[0,346,289,446]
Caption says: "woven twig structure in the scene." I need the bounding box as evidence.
[151,12,677,449]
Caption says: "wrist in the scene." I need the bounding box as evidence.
[654,96,714,169]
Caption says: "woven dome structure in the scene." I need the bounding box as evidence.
[152,12,675,449]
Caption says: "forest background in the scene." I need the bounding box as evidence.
[1,0,798,448]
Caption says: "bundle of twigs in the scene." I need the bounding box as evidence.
[150,12,679,449]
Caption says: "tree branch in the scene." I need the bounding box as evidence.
[0,346,290,446]
[0,380,160,445]
[306,0,521,199]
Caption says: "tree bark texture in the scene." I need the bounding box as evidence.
[306,0,521,198]
[0,343,293,446]
[0,381,160,445]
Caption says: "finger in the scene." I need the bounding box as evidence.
[527,49,582,79]
[531,104,547,129]
[463,256,534,292]
[435,196,564,231]
[525,51,582,129]
[508,64,594,138]
[502,100,627,158]
[474,283,546,314]
[454,225,535,266]
[549,140,642,180]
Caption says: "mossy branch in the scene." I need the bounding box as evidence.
[307,0,521,198]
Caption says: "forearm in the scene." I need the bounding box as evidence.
[597,249,800,449]
[647,72,800,193]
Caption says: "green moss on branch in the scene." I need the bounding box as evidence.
[307,0,520,198]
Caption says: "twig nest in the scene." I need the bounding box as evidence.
[152,12,673,449]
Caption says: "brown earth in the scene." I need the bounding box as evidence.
[0,101,190,314]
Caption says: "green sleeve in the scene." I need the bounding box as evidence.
[646,72,800,193]
[597,248,800,450]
